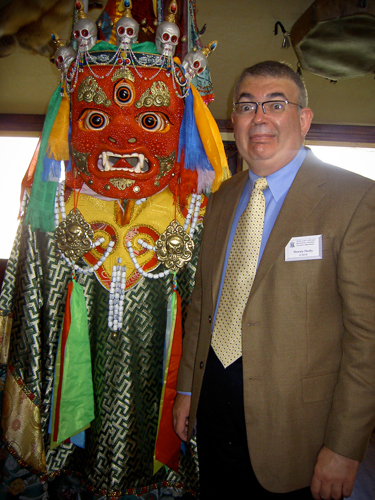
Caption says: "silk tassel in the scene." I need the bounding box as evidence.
[51,278,95,449]
[154,273,183,474]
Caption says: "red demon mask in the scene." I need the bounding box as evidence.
[67,62,184,199]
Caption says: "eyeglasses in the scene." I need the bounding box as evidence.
[233,100,302,116]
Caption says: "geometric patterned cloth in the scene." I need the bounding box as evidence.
[211,177,268,368]
[0,218,201,498]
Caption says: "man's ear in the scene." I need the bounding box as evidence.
[300,107,314,138]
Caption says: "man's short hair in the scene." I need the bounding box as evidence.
[233,61,308,108]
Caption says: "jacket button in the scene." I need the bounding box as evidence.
[208,315,212,323]
[200,362,204,369]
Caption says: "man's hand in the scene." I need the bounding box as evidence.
[310,445,360,499]
[173,393,191,442]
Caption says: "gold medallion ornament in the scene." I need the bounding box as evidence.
[155,220,194,272]
[55,209,94,262]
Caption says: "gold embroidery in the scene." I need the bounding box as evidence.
[0,314,13,365]
[109,178,135,190]
[135,81,170,108]
[2,368,46,472]
[77,76,111,107]
[111,67,135,83]
[71,146,90,175]
[155,151,175,180]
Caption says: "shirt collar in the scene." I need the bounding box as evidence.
[248,146,307,202]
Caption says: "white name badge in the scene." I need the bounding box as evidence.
[285,234,323,262]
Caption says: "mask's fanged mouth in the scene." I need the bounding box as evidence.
[97,152,150,173]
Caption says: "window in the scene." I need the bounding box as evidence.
[0,136,39,259]
[309,146,375,181]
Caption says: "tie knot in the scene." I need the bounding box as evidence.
[254,177,268,192]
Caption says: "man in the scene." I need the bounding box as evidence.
[173,61,375,499]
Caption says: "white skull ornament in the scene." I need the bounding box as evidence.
[54,46,77,75]
[155,22,180,57]
[182,50,207,82]
[182,41,217,82]
[73,18,97,53]
[116,17,139,51]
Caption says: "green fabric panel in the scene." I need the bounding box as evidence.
[23,86,61,232]
[91,41,158,54]
[50,321,63,450]
[58,280,94,443]
[91,41,116,52]
[132,41,158,54]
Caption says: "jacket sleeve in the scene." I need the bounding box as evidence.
[176,193,214,393]
[324,182,375,461]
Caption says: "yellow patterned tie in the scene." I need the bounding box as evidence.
[211,177,268,368]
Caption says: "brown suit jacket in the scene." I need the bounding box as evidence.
[177,150,375,493]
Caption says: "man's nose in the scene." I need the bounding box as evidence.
[252,104,267,123]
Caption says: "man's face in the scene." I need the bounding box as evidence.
[67,65,184,199]
[231,75,313,176]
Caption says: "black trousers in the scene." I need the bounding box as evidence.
[196,347,313,499]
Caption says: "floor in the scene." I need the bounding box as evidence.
[347,432,375,499]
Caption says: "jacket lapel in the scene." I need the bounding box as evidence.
[209,171,249,308]
[250,153,329,297]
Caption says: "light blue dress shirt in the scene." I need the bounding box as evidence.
[212,146,307,328]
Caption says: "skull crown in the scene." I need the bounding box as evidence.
[52,32,77,74]
[182,50,207,82]
[155,0,180,57]
[115,0,139,51]
[51,0,217,93]
[116,17,139,50]
[73,18,98,53]
[155,22,180,57]
[181,41,217,82]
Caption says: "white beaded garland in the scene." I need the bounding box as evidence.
[129,49,164,81]
[84,50,121,79]
[137,239,155,252]
[108,258,126,331]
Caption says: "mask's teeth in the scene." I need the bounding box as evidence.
[98,154,103,171]
[97,152,151,173]
[130,153,143,173]
[140,155,150,173]
[103,151,111,171]
[138,154,144,173]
